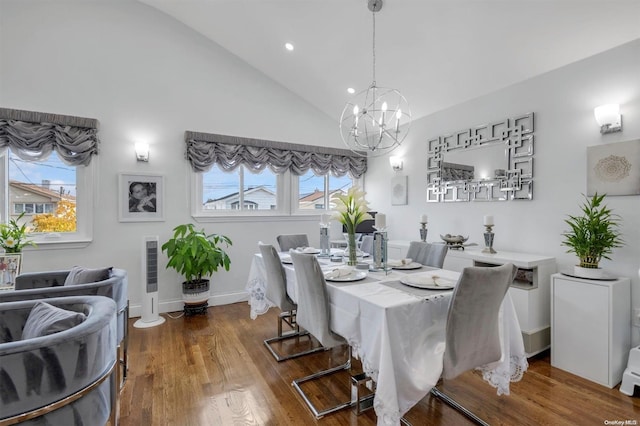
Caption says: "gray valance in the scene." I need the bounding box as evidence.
[0,107,99,166]
[185,131,367,178]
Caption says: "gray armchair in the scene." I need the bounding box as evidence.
[0,295,118,425]
[0,268,129,387]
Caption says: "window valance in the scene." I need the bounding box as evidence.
[185,131,367,178]
[0,107,99,166]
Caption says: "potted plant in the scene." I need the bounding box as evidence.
[562,193,623,278]
[0,212,36,253]
[161,223,232,311]
[331,186,372,266]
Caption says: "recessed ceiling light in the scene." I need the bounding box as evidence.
[284,43,294,51]
[347,87,355,94]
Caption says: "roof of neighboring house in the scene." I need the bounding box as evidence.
[299,189,324,203]
[9,180,76,202]
[205,185,275,203]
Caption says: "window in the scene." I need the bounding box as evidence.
[1,149,94,246]
[296,170,353,213]
[200,165,280,213]
[192,165,357,219]
[14,203,55,214]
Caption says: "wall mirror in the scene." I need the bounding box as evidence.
[426,112,534,202]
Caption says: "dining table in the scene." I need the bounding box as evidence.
[245,250,528,426]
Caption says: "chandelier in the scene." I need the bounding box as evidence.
[340,0,411,157]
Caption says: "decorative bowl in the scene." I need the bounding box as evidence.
[440,234,469,244]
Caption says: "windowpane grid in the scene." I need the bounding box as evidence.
[202,165,278,211]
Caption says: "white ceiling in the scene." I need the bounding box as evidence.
[140,0,640,121]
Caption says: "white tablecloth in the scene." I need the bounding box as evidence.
[245,254,528,425]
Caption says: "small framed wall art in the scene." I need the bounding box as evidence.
[587,139,640,196]
[118,173,164,222]
[391,175,408,205]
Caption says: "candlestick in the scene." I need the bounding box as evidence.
[420,214,428,224]
[375,213,386,229]
[482,224,497,254]
[319,227,330,257]
[371,231,389,274]
[419,223,428,242]
[483,215,494,226]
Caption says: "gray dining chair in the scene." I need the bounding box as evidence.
[406,241,428,261]
[359,235,374,255]
[276,234,309,252]
[420,243,449,268]
[289,250,374,418]
[258,242,323,361]
[430,262,517,426]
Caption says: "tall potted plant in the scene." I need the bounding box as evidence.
[332,186,372,266]
[161,224,232,311]
[562,193,623,278]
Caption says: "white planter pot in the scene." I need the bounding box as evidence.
[574,265,604,279]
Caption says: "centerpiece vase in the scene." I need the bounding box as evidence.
[345,232,358,266]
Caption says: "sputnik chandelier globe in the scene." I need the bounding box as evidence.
[340,0,411,157]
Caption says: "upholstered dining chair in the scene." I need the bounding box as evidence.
[258,242,323,361]
[419,243,449,268]
[406,241,428,261]
[430,262,517,426]
[276,234,309,252]
[359,235,374,255]
[289,250,374,418]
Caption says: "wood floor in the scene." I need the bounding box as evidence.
[118,303,640,425]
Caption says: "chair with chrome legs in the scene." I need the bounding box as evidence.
[276,234,309,252]
[290,250,374,418]
[430,262,517,426]
[259,243,323,361]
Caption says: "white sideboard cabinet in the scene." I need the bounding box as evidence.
[551,273,630,388]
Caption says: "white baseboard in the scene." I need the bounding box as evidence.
[129,291,249,318]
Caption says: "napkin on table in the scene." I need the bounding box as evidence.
[407,274,451,286]
[387,258,413,267]
[297,247,318,254]
[325,266,355,279]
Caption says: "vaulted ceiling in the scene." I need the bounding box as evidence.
[140,0,640,121]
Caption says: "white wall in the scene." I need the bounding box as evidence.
[0,0,338,313]
[366,38,640,342]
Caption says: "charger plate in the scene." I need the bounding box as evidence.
[324,270,367,282]
[391,262,423,270]
[400,275,455,290]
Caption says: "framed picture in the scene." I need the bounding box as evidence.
[587,139,640,196]
[118,173,164,222]
[391,175,408,205]
[0,253,21,288]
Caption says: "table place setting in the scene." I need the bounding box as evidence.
[387,258,423,270]
[399,272,458,290]
[324,266,368,282]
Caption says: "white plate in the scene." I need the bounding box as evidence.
[390,262,423,270]
[324,270,368,282]
[400,276,455,290]
[281,257,293,264]
[296,249,321,254]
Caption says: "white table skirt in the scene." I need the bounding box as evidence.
[245,254,528,425]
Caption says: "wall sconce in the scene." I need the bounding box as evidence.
[389,156,403,171]
[594,104,622,134]
[135,142,149,162]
